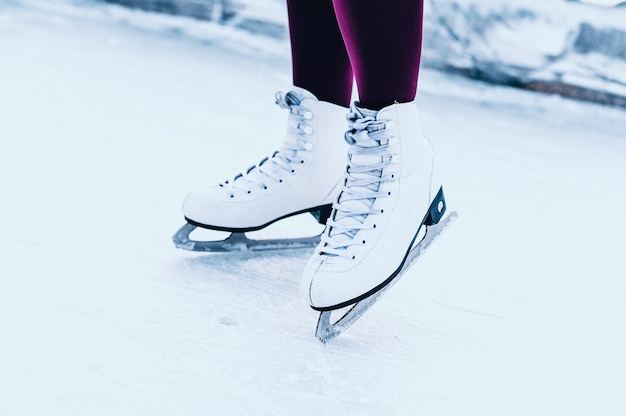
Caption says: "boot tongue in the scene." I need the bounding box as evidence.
[347,106,382,166]
[252,89,313,176]
[357,106,377,118]
[346,106,383,199]
[281,90,309,158]
[224,90,309,191]
[328,107,383,244]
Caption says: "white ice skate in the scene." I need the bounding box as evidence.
[301,101,458,341]
[173,87,349,252]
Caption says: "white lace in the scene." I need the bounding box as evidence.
[218,91,314,198]
[320,107,397,258]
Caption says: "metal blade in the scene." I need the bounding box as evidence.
[172,223,322,252]
[315,211,458,342]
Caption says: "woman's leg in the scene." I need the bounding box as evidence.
[179,2,354,242]
[332,0,424,110]
[286,0,353,107]
[302,0,453,322]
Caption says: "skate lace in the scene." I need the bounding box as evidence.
[218,91,314,197]
[319,108,397,258]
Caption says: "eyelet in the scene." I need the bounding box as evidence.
[246,190,251,194]
[380,209,384,214]
[300,159,305,164]
[362,240,366,245]
[279,179,284,183]
[229,194,235,199]
[387,191,391,196]
[351,255,356,260]
[290,169,295,174]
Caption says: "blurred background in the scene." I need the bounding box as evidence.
[91,0,626,107]
[3,0,624,107]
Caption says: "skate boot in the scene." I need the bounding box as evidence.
[173,87,349,252]
[301,101,458,341]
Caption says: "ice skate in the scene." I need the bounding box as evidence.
[300,101,458,341]
[173,87,349,252]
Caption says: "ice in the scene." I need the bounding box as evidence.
[1,1,625,415]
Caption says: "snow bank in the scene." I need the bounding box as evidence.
[423,0,626,107]
[100,0,288,38]
[15,0,626,107]
[98,0,626,107]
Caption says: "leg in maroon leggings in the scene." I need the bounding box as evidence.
[286,0,353,107]
[332,0,424,110]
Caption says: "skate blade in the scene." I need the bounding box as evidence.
[315,211,458,342]
[172,223,322,252]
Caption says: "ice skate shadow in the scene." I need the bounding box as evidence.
[176,247,314,281]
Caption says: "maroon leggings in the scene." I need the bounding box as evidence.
[286,0,424,110]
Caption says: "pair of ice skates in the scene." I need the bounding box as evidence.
[173,87,457,341]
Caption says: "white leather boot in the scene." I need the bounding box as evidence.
[302,101,446,310]
[182,87,348,231]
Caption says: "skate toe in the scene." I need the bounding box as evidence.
[181,190,221,226]
[305,258,382,311]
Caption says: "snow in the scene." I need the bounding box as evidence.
[1,1,626,415]
[422,0,626,103]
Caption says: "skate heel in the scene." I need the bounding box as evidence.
[423,187,447,226]
[310,204,333,225]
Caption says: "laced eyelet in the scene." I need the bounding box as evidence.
[304,142,314,151]
[303,111,313,120]
[298,123,313,134]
